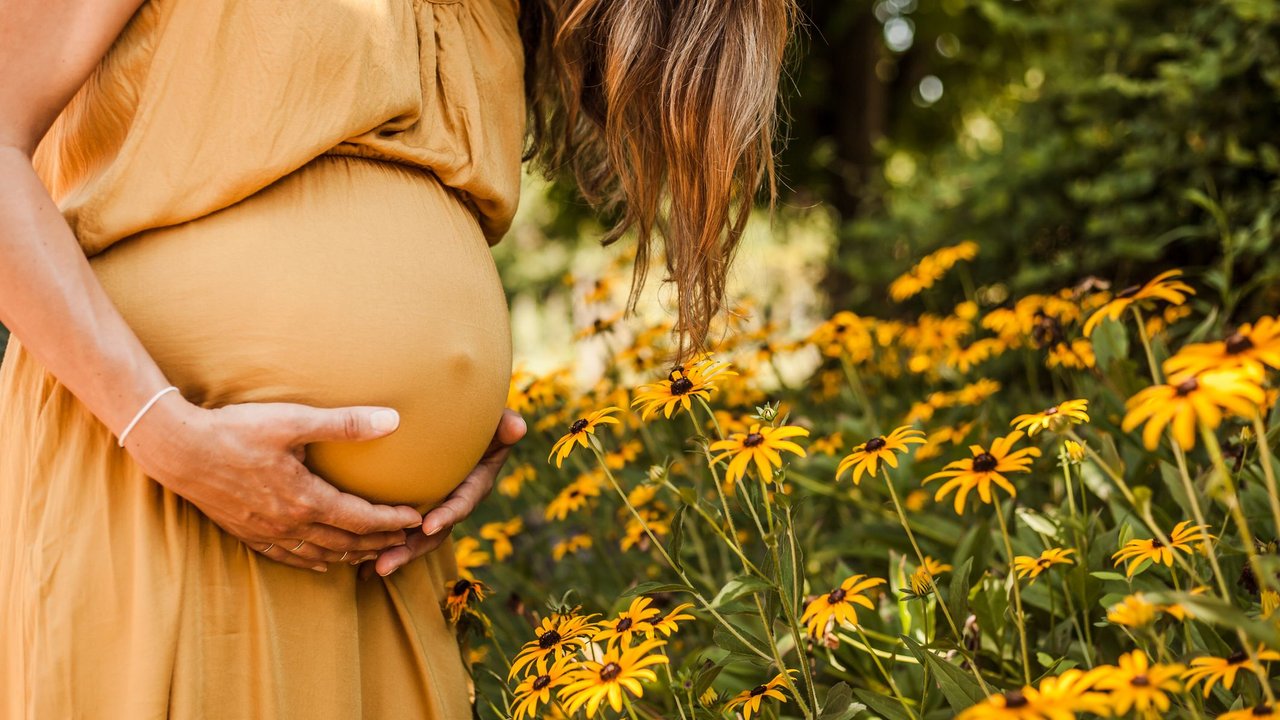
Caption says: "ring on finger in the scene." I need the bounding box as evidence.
[260,543,275,553]
[339,551,349,562]
[291,540,305,552]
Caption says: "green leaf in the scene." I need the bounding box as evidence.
[1145,591,1280,648]
[945,557,976,643]
[1089,571,1128,581]
[1016,507,1060,539]
[819,682,866,720]
[668,504,687,574]
[853,689,913,720]
[900,635,986,711]
[711,621,770,659]
[711,575,776,609]
[1091,316,1130,369]
[618,581,694,600]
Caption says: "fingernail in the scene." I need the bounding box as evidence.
[370,409,399,433]
[378,565,396,577]
[404,519,424,529]
[362,554,377,562]
[424,521,442,535]
[313,564,328,572]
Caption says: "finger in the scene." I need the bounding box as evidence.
[255,542,327,572]
[421,445,509,535]
[495,408,528,446]
[303,475,423,534]
[373,527,452,578]
[275,403,403,445]
[299,525,409,554]
[279,538,348,564]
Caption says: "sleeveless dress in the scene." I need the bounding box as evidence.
[0,0,525,717]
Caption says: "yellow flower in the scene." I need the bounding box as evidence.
[479,517,523,562]
[1092,650,1185,717]
[619,508,669,552]
[1122,366,1266,450]
[1045,339,1096,370]
[722,670,797,720]
[630,355,737,420]
[545,473,603,521]
[1012,547,1075,582]
[558,637,669,717]
[907,557,951,595]
[810,431,844,456]
[647,602,696,636]
[509,611,600,679]
[954,689,1046,720]
[1182,647,1280,698]
[444,577,489,623]
[800,574,885,638]
[552,533,593,561]
[549,407,623,467]
[708,422,809,485]
[809,311,875,361]
[511,654,577,720]
[1111,520,1215,577]
[923,430,1042,514]
[836,425,927,485]
[454,536,490,582]
[499,463,536,497]
[1034,667,1112,717]
[1063,440,1085,463]
[1010,399,1089,436]
[1106,593,1162,627]
[1165,316,1280,377]
[593,595,663,646]
[1083,269,1196,336]
[904,489,931,511]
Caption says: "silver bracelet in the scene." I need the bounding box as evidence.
[117,385,180,448]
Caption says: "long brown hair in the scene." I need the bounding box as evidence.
[520,0,800,363]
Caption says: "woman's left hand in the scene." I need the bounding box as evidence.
[360,408,527,579]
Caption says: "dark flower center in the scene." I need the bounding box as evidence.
[834,323,847,334]
[538,629,562,649]
[1130,675,1151,687]
[1226,332,1255,355]
[1174,377,1199,396]
[616,617,634,632]
[1032,313,1063,347]
[451,579,472,596]
[671,377,695,395]
[827,587,847,604]
[1228,650,1249,665]
[972,452,998,472]
[1253,704,1274,717]
[1116,284,1142,299]
[533,674,551,691]
[600,662,622,681]
[750,684,769,696]
[743,433,765,448]
[1003,690,1028,708]
[570,418,589,434]
[865,437,887,452]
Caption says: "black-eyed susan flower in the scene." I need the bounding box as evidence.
[954,689,1045,720]
[545,473,603,521]
[1165,316,1280,377]
[511,653,577,720]
[723,670,797,720]
[1122,366,1266,450]
[645,601,696,637]
[549,407,622,467]
[1012,547,1075,582]
[923,430,1042,514]
[835,425,927,485]
[1063,440,1085,463]
[444,577,489,623]
[810,431,844,456]
[509,611,600,679]
[479,517,523,562]
[1182,647,1280,698]
[808,311,875,361]
[593,595,663,646]
[552,533,593,561]
[1092,650,1185,717]
[630,355,736,420]
[1034,667,1112,717]
[1045,339,1096,370]
[1221,704,1280,720]
[1106,593,1162,627]
[708,422,809,485]
[1083,269,1196,336]
[1112,520,1214,577]
[905,557,951,596]
[558,637,669,717]
[499,463,536,498]
[454,536,490,582]
[800,574,885,638]
[619,509,669,552]
[1010,399,1090,436]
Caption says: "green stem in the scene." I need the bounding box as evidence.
[1250,414,1280,541]
[994,501,1032,685]
[853,625,917,720]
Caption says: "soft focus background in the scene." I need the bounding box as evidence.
[497,0,1280,370]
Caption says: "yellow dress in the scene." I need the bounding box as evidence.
[0,0,524,717]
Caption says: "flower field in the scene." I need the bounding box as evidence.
[447,243,1280,720]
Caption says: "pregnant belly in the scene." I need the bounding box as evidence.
[88,154,513,512]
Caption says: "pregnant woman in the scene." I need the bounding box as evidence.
[0,0,794,717]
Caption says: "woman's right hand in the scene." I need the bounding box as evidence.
[120,391,424,572]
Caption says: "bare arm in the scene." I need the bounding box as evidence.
[0,0,426,572]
